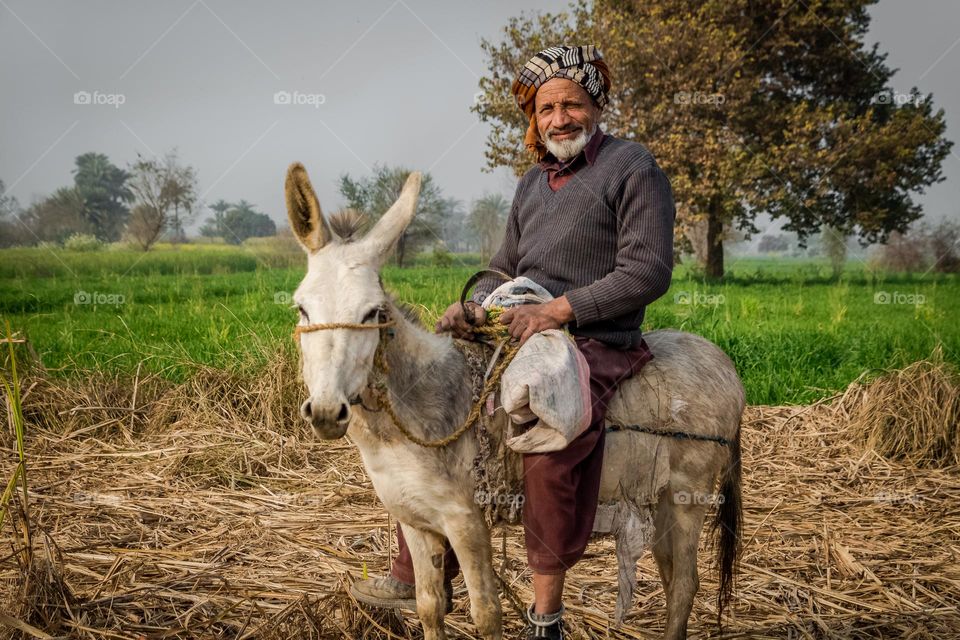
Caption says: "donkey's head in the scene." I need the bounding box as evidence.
[284,162,421,439]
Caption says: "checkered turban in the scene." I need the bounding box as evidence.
[511,45,611,160]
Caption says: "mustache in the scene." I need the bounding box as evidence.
[546,126,583,138]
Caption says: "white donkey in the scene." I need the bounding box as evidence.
[285,163,745,640]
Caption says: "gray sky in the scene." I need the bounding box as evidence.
[2,0,958,234]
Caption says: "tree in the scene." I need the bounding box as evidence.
[758,234,790,254]
[200,199,276,244]
[0,179,22,247]
[72,152,132,241]
[468,193,509,261]
[126,203,165,251]
[199,199,232,237]
[18,187,90,243]
[339,165,456,266]
[126,151,198,250]
[474,0,952,279]
[820,225,848,279]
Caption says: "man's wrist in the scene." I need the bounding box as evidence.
[546,296,575,324]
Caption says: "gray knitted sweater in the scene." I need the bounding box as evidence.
[473,135,676,349]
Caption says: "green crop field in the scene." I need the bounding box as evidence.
[1,244,957,405]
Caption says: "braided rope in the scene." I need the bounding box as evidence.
[373,307,518,448]
[292,307,517,449]
[293,320,396,341]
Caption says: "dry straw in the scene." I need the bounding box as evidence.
[1,348,958,638]
[836,345,960,468]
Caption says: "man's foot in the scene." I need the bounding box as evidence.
[524,603,565,639]
[350,575,454,613]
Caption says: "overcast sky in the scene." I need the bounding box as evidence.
[2,0,958,235]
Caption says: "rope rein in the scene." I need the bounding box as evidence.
[293,308,517,449]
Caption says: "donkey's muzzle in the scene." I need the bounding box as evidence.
[301,399,350,439]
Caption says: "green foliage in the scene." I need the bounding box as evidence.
[72,152,133,242]
[63,232,103,252]
[431,243,454,267]
[200,199,276,244]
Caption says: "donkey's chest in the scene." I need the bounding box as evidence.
[350,432,475,527]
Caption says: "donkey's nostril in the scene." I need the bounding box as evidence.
[300,401,312,421]
[336,403,350,423]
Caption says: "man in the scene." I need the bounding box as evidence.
[352,45,675,639]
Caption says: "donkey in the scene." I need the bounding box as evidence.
[284,162,745,640]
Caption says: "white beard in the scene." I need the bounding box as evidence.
[543,124,596,161]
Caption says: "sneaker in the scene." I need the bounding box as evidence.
[350,574,454,613]
[524,603,565,639]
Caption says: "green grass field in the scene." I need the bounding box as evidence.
[1,244,957,405]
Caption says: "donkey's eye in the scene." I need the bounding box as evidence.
[298,305,309,321]
[362,307,380,324]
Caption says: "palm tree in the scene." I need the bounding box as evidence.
[468,193,509,262]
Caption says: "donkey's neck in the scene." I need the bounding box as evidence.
[369,303,474,442]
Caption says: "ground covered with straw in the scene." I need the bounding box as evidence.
[1,353,959,639]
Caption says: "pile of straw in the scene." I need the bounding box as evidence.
[836,346,960,468]
[1,352,959,638]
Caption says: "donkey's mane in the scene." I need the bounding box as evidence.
[383,289,429,328]
[328,208,367,242]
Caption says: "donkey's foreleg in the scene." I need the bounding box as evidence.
[401,523,449,640]
[662,504,708,640]
[445,513,503,640]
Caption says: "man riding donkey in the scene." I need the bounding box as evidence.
[352,44,676,639]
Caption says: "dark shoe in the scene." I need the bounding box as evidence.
[350,574,454,613]
[524,603,565,639]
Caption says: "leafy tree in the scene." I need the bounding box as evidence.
[474,0,952,279]
[199,199,232,237]
[339,165,456,266]
[72,152,132,241]
[820,225,848,279]
[0,179,19,220]
[200,199,275,244]
[18,187,90,243]
[758,234,790,254]
[126,151,198,250]
[468,193,509,261]
[0,179,22,247]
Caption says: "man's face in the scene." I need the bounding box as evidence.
[534,77,601,160]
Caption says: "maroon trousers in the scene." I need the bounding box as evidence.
[391,335,653,583]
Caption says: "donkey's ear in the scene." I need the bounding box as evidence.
[285,162,332,253]
[363,171,422,264]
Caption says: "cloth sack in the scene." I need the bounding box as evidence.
[481,278,592,453]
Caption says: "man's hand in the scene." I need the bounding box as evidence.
[435,301,487,339]
[499,296,575,345]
